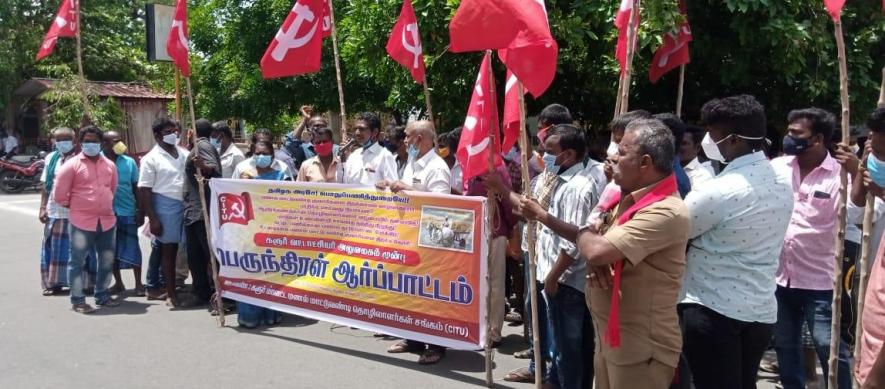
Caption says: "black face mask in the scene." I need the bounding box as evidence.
[385,141,400,154]
[782,134,810,156]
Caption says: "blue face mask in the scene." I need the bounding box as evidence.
[407,144,419,159]
[867,153,885,188]
[362,139,375,149]
[542,152,560,174]
[210,137,222,151]
[82,142,101,157]
[56,140,73,154]
[255,155,273,168]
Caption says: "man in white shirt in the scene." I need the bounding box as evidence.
[138,117,188,306]
[377,120,451,364]
[680,124,716,188]
[211,121,245,178]
[338,112,398,186]
[3,130,19,158]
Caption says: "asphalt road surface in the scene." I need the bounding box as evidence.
[0,191,794,388]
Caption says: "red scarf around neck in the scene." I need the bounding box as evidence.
[597,174,677,348]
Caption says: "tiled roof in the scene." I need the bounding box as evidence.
[14,78,174,100]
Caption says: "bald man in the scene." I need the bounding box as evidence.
[377,120,452,364]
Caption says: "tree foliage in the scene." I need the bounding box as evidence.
[40,76,128,132]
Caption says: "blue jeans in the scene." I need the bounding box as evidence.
[524,253,557,383]
[774,286,852,389]
[145,239,164,289]
[69,223,115,305]
[547,284,594,389]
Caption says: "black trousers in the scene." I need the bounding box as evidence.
[679,303,773,389]
[185,220,213,301]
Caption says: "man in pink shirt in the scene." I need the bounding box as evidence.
[53,126,120,314]
[771,108,852,389]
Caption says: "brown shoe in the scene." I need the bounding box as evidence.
[72,303,96,314]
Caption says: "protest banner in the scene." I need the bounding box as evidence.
[209,179,489,350]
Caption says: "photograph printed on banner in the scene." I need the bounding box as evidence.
[417,206,475,253]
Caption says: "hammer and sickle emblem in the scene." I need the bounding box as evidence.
[171,20,190,50]
[271,3,319,62]
[401,23,423,69]
[229,199,246,220]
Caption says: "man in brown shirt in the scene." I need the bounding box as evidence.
[575,118,690,389]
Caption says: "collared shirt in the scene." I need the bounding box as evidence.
[857,231,885,385]
[683,157,715,189]
[111,154,139,217]
[401,150,451,194]
[773,154,843,290]
[395,155,407,178]
[297,156,339,182]
[138,145,188,201]
[220,144,246,178]
[275,149,298,177]
[184,138,222,225]
[338,142,399,186]
[590,184,690,367]
[231,157,293,181]
[53,153,118,231]
[848,197,885,261]
[682,151,794,323]
[450,162,463,193]
[534,163,601,293]
[41,151,74,219]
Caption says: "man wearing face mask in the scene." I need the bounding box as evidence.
[53,126,120,314]
[183,119,222,307]
[283,106,336,171]
[384,124,408,178]
[296,127,339,182]
[210,121,246,178]
[677,95,794,389]
[338,112,398,186]
[39,127,81,296]
[376,120,451,365]
[101,131,145,297]
[771,107,853,389]
[138,118,189,306]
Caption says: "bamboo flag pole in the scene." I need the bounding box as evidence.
[517,81,543,389]
[186,77,225,327]
[175,69,182,123]
[74,19,92,121]
[327,0,348,144]
[613,75,624,119]
[676,64,686,117]
[423,76,435,124]
[483,50,495,388]
[854,66,885,385]
[618,0,641,115]
[827,16,850,389]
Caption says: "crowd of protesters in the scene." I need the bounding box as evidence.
[35,97,885,388]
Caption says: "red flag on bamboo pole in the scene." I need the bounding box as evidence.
[386,0,426,84]
[166,0,191,77]
[449,0,558,98]
[36,0,79,61]
[824,0,846,21]
[456,52,504,186]
[321,0,332,38]
[502,71,522,154]
[260,0,326,79]
[614,0,639,74]
[649,1,692,84]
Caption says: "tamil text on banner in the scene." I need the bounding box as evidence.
[209,179,489,349]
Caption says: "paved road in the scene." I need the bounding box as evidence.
[0,192,790,388]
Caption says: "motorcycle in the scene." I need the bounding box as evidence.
[0,152,47,193]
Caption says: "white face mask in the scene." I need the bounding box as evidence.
[606,141,619,158]
[162,133,179,146]
[701,133,728,162]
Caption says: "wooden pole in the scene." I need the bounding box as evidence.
[327,0,348,144]
[186,77,225,327]
[618,0,640,115]
[613,74,624,119]
[855,65,885,385]
[517,81,543,389]
[423,76,435,124]
[828,18,850,389]
[676,64,686,118]
[482,50,498,388]
[175,69,182,124]
[74,21,92,121]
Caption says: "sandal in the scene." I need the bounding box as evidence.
[505,311,523,323]
[165,298,180,308]
[42,289,55,296]
[503,367,535,383]
[514,349,533,359]
[72,303,96,314]
[134,286,146,297]
[387,340,424,354]
[146,290,167,300]
[108,284,125,295]
[418,348,445,365]
[97,297,121,307]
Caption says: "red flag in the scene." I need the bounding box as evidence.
[450,0,558,98]
[260,0,325,79]
[649,2,692,84]
[166,0,191,77]
[824,0,846,21]
[386,0,426,84]
[501,71,522,154]
[36,0,79,61]
[456,53,504,186]
[321,0,332,38]
[615,0,639,73]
